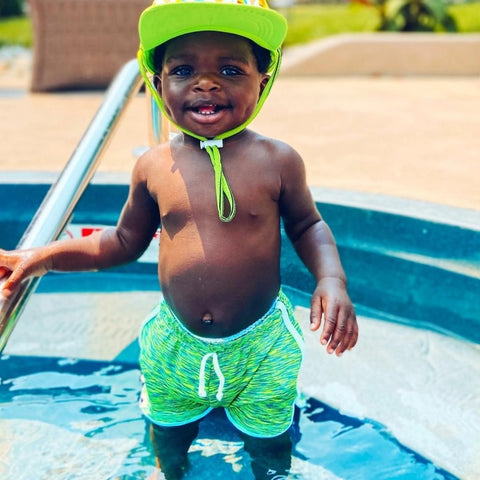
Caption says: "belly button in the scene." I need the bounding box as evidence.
[201,312,214,325]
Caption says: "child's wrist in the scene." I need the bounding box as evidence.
[41,244,56,273]
[316,275,347,289]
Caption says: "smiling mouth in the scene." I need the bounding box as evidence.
[190,104,228,116]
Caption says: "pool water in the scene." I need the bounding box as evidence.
[0,353,460,480]
[1,181,478,479]
[2,282,477,479]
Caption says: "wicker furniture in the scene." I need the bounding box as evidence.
[29,0,150,91]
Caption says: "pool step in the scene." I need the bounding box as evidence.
[281,198,480,343]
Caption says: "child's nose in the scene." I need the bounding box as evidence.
[193,73,220,92]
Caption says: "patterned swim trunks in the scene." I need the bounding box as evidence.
[139,290,304,438]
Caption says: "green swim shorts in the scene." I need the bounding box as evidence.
[139,290,304,438]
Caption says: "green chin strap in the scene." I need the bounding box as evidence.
[137,47,282,223]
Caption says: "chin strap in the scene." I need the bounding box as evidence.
[138,47,281,223]
[200,140,236,222]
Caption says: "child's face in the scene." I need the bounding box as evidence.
[156,32,269,139]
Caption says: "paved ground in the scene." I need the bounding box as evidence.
[1,48,479,212]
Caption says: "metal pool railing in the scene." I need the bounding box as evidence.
[0,59,145,353]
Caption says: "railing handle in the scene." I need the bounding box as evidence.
[0,59,144,354]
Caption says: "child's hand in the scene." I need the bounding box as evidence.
[0,248,50,299]
[309,277,358,356]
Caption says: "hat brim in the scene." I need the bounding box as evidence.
[139,3,287,72]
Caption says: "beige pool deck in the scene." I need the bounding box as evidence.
[0,48,479,212]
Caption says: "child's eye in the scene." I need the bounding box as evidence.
[171,66,193,76]
[220,66,243,76]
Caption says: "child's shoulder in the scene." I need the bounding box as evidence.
[249,130,301,160]
[131,141,173,180]
[138,141,172,164]
[248,132,307,186]
[143,140,172,158]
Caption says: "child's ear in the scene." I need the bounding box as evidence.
[259,75,270,97]
[154,75,162,96]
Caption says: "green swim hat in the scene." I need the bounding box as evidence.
[137,0,288,222]
[138,0,287,74]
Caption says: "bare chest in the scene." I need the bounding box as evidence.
[153,154,280,231]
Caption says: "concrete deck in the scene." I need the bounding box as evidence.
[281,33,480,76]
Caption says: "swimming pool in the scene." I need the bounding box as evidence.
[1,177,479,479]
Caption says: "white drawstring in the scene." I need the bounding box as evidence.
[200,139,223,149]
[198,352,225,402]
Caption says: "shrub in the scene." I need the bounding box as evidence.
[382,0,457,31]
[355,0,457,32]
[0,0,24,18]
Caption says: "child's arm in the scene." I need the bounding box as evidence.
[0,157,160,299]
[279,145,358,356]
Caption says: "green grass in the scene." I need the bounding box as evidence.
[283,4,380,46]
[0,2,479,48]
[284,2,480,46]
[0,16,32,47]
[448,2,480,32]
